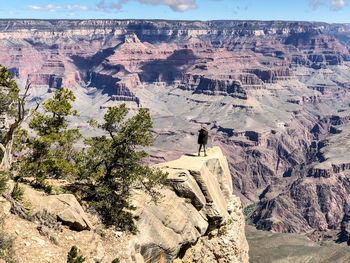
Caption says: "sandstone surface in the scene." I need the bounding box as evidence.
[130,147,248,263]
[20,185,92,231]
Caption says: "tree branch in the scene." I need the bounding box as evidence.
[1,83,33,166]
[0,143,5,153]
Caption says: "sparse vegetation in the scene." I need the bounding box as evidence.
[111,258,120,263]
[0,154,15,263]
[0,172,8,194]
[67,246,85,263]
[0,65,29,212]
[50,186,66,195]
[184,198,192,203]
[162,214,172,227]
[218,225,229,236]
[243,203,258,226]
[94,226,106,238]
[11,182,24,202]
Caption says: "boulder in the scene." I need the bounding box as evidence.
[23,188,92,231]
[44,194,92,231]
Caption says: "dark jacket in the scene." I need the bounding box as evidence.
[198,128,208,145]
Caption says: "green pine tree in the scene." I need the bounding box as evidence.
[79,104,167,231]
[18,88,81,191]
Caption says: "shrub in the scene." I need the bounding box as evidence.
[11,182,24,202]
[67,246,85,263]
[243,203,258,226]
[0,172,8,194]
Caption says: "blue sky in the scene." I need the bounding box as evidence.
[0,0,349,23]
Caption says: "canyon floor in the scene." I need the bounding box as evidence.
[246,226,350,263]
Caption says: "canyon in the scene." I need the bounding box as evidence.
[1,19,350,256]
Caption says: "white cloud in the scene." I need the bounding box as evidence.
[28,4,88,12]
[139,0,196,12]
[97,0,196,12]
[97,0,124,10]
[67,5,89,11]
[330,0,346,10]
[308,0,347,10]
[28,5,42,10]
[308,0,324,10]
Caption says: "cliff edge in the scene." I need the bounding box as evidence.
[130,146,249,263]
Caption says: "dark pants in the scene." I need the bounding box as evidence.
[198,144,207,156]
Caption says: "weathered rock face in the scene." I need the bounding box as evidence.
[22,185,92,231]
[180,74,247,98]
[2,19,350,243]
[130,147,249,263]
[338,211,350,245]
[176,195,248,263]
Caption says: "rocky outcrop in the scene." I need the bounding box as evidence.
[338,211,350,245]
[27,73,63,89]
[244,67,291,83]
[176,195,248,263]
[22,186,92,231]
[130,147,249,263]
[179,74,247,99]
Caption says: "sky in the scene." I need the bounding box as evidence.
[0,0,349,23]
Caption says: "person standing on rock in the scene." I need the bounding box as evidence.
[198,126,208,156]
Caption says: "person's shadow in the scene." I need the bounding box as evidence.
[184,153,197,157]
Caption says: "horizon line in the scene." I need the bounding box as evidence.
[0,18,350,25]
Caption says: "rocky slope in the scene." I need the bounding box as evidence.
[0,147,248,263]
[1,19,350,245]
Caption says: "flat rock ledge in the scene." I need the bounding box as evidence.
[129,146,249,263]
